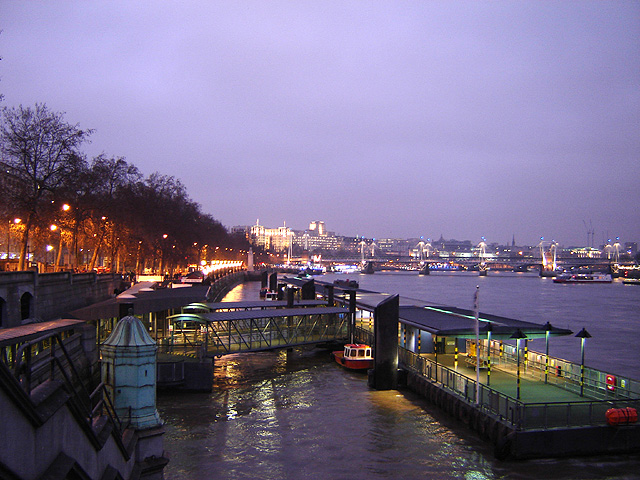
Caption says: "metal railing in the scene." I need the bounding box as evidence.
[10,331,127,433]
[399,347,640,430]
[473,340,640,401]
[160,311,350,357]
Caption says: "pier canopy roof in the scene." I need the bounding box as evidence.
[309,280,572,339]
[182,299,327,312]
[70,283,211,320]
[0,319,85,347]
[398,305,572,339]
[169,306,349,324]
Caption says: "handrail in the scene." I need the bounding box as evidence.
[399,347,640,430]
[11,331,127,435]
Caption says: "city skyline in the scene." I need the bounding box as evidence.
[2,3,638,246]
[238,218,636,250]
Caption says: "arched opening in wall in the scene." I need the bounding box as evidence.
[0,297,6,328]
[20,292,33,322]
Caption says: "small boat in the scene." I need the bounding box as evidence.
[553,273,613,284]
[622,279,640,286]
[333,279,359,288]
[332,344,373,370]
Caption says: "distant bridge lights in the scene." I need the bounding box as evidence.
[538,239,558,272]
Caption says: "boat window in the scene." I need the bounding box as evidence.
[358,349,365,357]
[366,349,371,356]
[344,348,350,356]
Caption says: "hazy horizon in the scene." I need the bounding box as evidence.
[2,2,638,246]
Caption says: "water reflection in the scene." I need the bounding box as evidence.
[158,279,640,479]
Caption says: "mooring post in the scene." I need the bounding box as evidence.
[287,286,294,308]
[348,290,356,343]
[371,294,399,390]
[325,284,335,306]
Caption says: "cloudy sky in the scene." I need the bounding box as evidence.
[2,2,638,246]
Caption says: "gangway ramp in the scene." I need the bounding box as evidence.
[163,306,349,357]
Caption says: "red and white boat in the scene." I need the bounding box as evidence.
[332,344,374,370]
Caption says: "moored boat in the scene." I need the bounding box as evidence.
[332,344,373,370]
[553,273,613,284]
[333,279,359,288]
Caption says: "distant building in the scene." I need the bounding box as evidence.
[234,220,293,252]
[308,221,325,236]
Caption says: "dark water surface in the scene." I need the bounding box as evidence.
[158,272,640,479]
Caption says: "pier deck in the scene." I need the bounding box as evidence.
[424,352,589,403]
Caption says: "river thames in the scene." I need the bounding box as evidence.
[158,271,640,479]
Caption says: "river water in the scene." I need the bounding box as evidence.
[158,271,640,479]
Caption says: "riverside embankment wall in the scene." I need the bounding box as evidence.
[0,271,123,328]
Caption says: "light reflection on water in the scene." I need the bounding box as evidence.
[158,277,640,479]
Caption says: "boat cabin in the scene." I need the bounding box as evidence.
[343,344,372,359]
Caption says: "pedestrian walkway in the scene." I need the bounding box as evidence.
[423,353,592,403]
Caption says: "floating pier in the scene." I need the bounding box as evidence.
[310,278,640,460]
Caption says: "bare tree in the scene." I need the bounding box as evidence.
[0,104,92,270]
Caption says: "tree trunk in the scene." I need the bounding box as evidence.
[55,235,64,272]
[17,215,34,271]
[88,229,106,271]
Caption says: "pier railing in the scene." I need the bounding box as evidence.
[159,309,349,357]
[474,340,640,401]
[399,347,640,431]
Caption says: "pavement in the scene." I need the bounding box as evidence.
[423,353,594,404]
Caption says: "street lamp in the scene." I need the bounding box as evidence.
[46,245,54,268]
[543,321,553,384]
[483,322,493,387]
[6,218,22,261]
[510,329,527,401]
[575,328,592,397]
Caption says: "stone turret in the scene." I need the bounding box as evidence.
[101,312,161,429]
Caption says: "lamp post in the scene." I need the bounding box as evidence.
[576,328,591,397]
[7,218,21,262]
[484,322,493,387]
[511,329,527,401]
[543,321,553,384]
[50,224,64,271]
[46,245,54,269]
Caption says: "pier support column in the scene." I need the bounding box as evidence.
[371,294,399,390]
[348,290,356,342]
[286,287,295,307]
[325,284,334,306]
[301,279,315,300]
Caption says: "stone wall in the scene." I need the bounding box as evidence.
[0,271,123,328]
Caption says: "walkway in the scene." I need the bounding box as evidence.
[425,353,588,403]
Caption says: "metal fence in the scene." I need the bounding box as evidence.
[474,340,640,401]
[399,347,640,430]
[160,311,349,357]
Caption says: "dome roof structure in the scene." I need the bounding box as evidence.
[103,314,155,347]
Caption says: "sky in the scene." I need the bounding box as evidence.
[1,1,639,247]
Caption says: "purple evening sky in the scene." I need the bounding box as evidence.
[1,2,638,246]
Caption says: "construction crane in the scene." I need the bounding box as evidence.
[583,220,595,249]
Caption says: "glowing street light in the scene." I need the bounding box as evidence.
[6,218,22,260]
[543,321,553,384]
[510,329,527,401]
[576,328,592,397]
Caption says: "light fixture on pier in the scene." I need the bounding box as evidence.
[575,328,592,397]
[510,329,527,401]
[543,322,553,384]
